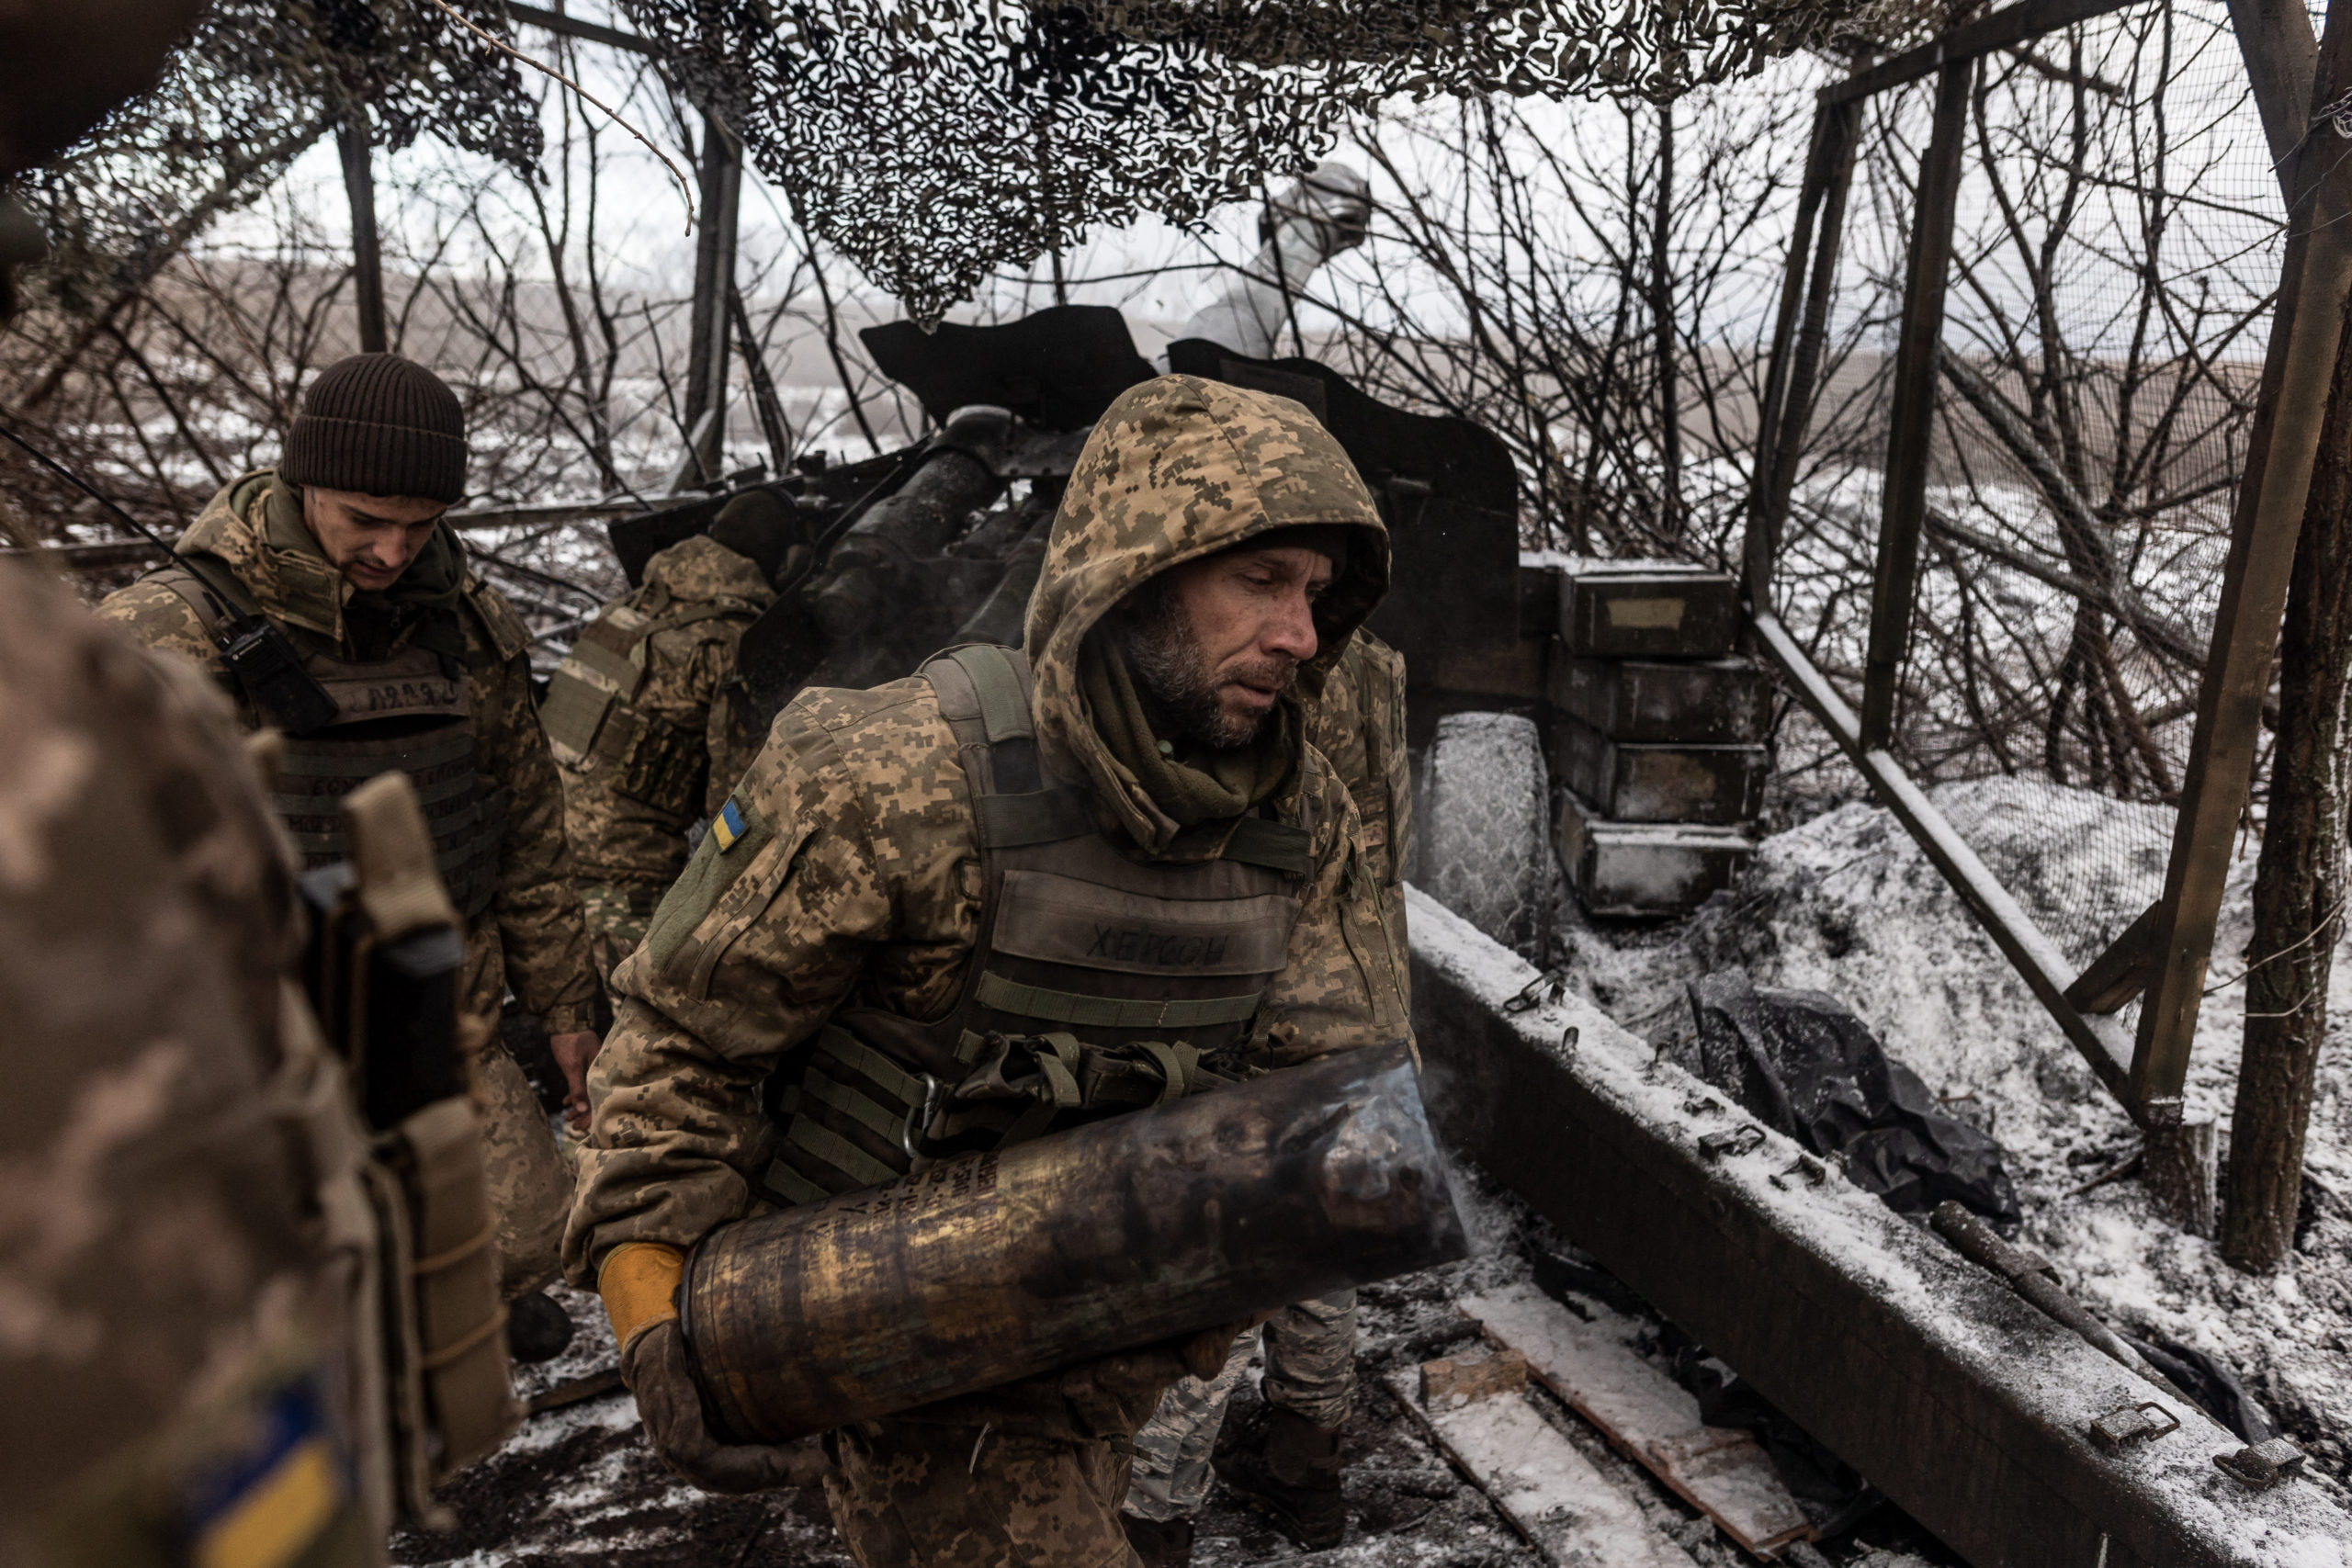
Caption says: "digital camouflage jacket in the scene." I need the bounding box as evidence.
[552,533,776,887]
[96,470,596,1035]
[1309,627,1409,967]
[566,378,1410,1428]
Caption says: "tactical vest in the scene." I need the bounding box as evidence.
[153,555,507,920]
[760,643,1315,1207]
[542,592,757,821]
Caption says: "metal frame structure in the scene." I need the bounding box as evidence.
[1740,0,2348,1128]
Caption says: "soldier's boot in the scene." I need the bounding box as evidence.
[1120,1511,1195,1568]
[1219,1407,1347,1550]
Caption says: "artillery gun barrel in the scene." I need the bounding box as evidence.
[680,1043,1466,1444]
[809,404,1009,643]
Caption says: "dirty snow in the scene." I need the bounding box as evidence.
[1544,773,2352,1506]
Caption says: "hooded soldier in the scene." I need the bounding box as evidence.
[96,354,598,1331]
[551,489,799,993]
[567,374,1409,1567]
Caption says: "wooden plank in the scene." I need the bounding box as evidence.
[1461,1283,1815,1559]
[2225,0,2320,170]
[1386,1369,1701,1568]
[1822,0,2153,105]
[1413,917,2352,1567]
[1741,103,1834,610]
[2132,3,2352,1107]
[1421,1348,1529,1406]
[1750,99,1861,613]
[2064,900,2165,1014]
[1860,57,1971,750]
[1750,611,2138,1100]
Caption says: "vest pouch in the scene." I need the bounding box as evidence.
[611,707,707,818]
[370,1090,518,1499]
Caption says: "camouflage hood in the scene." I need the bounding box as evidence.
[1023,374,1388,852]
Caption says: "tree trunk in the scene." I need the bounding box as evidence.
[337,112,386,355]
[2222,287,2352,1271]
[1652,99,1680,540]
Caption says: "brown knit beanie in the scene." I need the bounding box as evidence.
[280,353,468,503]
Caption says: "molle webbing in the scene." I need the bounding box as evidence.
[275,726,506,918]
[970,973,1261,1031]
[759,641,1312,1208]
[544,601,742,817]
[147,554,503,918]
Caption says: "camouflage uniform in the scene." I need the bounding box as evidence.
[0,561,391,1565]
[1126,629,1407,1528]
[568,375,1408,1568]
[551,534,775,990]
[98,470,594,1299]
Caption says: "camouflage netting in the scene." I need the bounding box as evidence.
[21,0,538,317]
[622,0,1906,322]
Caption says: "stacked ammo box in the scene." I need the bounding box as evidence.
[1545,559,1771,917]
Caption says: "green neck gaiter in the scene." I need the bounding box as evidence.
[1080,628,1295,829]
[265,477,468,657]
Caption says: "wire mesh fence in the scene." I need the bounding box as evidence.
[1770,0,2282,974]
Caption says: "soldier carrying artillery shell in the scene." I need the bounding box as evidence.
[567,373,1415,1567]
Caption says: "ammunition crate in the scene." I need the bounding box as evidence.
[1424,635,1552,705]
[1552,717,1768,826]
[1555,561,1739,659]
[1551,655,1773,745]
[1555,791,1755,918]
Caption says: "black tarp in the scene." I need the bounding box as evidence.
[1687,969,2020,1227]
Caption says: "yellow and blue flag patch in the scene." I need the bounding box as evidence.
[185,1384,346,1568]
[712,797,749,852]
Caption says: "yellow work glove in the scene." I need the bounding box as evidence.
[598,1242,820,1495]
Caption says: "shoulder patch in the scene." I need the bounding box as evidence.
[646,792,779,979]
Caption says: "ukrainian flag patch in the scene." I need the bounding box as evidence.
[186,1384,345,1568]
[712,797,748,852]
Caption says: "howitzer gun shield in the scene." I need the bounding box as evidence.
[680,1042,1465,1443]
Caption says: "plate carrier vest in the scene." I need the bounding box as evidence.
[759,643,1316,1207]
[540,585,763,821]
[151,553,507,920]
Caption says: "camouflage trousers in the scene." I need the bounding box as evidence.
[579,877,662,993]
[1122,1292,1357,1523]
[826,1419,1142,1568]
[459,929,573,1301]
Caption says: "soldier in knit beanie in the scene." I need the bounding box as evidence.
[283,352,469,505]
[100,347,606,1341]
[267,353,470,594]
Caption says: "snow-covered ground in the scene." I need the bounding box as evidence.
[394,770,2346,1563]
[1550,773,2352,1504]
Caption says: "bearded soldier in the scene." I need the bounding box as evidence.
[97,354,599,1323]
[551,490,799,992]
[567,374,1409,1566]
[1119,621,1411,1564]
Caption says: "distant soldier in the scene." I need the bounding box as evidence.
[1122,626,1412,1564]
[96,354,599,1320]
[549,491,800,991]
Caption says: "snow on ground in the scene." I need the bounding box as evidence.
[1548,773,2352,1504]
